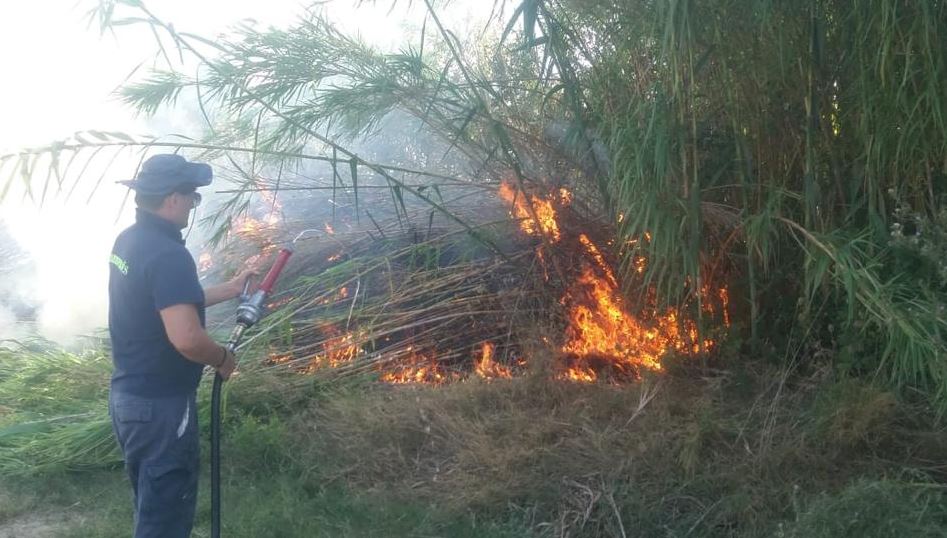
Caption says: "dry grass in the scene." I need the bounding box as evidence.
[288,351,947,537]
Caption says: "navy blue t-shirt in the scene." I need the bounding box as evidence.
[108,209,206,397]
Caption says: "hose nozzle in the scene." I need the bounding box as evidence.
[235,246,295,328]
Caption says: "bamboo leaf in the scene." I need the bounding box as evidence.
[499,0,527,46]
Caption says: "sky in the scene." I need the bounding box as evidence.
[0,0,491,345]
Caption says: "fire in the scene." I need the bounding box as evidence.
[234,215,265,235]
[318,286,349,305]
[379,347,452,384]
[558,232,728,380]
[494,181,729,383]
[474,342,512,379]
[563,365,597,383]
[578,234,617,287]
[265,181,728,387]
[265,295,293,310]
[302,323,362,372]
[228,183,284,256]
[231,215,280,257]
[497,181,564,242]
[634,256,647,274]
[561,265,667,378]
[266,352,293,365]
[325,223,335,235]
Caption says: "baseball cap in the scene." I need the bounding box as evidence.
[117,154,213,195]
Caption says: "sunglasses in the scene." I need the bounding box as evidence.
[173,188,202,207]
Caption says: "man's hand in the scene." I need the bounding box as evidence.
[204,257,263,307]
[215,348,237,380]
[227,257,266,298]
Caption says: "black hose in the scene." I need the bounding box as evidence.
[211,371,223,538]
[212,330,242,538]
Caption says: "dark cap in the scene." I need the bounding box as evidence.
[117,154,213,195]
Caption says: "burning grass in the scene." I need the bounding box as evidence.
[229,179,730,389]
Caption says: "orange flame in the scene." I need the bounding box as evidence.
[379,347,452,384]
[495,182,725,381]
[633,256,647,274]
[303,323,362,372]
[317,286,349,305]
[578,234,617,287]
[265,295,294,310]
[559,232,725,380]
[474,342,512,379]
[231,215,279,257]
[497,182,563,242]
[234,216,265,235]
[561,265,666,376]
[562,365,597,383]
[265,352,294,366]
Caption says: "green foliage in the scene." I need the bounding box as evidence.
[2,460,532,538]
[571,0,947,408]
[221,412,291,474]
[0,342,119,474]
[0,341,110,420]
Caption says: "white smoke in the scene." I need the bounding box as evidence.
[0,192,133,346]
[0,0,490,347]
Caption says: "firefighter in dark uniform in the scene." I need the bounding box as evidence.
[108,154,254,537]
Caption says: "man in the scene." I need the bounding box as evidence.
[108,154,254,537]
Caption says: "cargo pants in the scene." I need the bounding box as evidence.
[109,389,200,538]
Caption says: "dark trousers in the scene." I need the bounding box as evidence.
[109,389,200,538]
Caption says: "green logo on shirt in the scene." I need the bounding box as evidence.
[110,254,129,275]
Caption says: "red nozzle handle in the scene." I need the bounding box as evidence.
[259,248,294,294]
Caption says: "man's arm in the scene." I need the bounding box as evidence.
[203,280,242,307]
[159,304,236,379]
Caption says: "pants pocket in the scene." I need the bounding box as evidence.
[137,459,198,537]
[144,461,196,505]
[113,401,153,423]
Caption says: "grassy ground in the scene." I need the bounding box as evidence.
[2,346,946,537]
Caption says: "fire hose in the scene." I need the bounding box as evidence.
[211,245,294,538]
